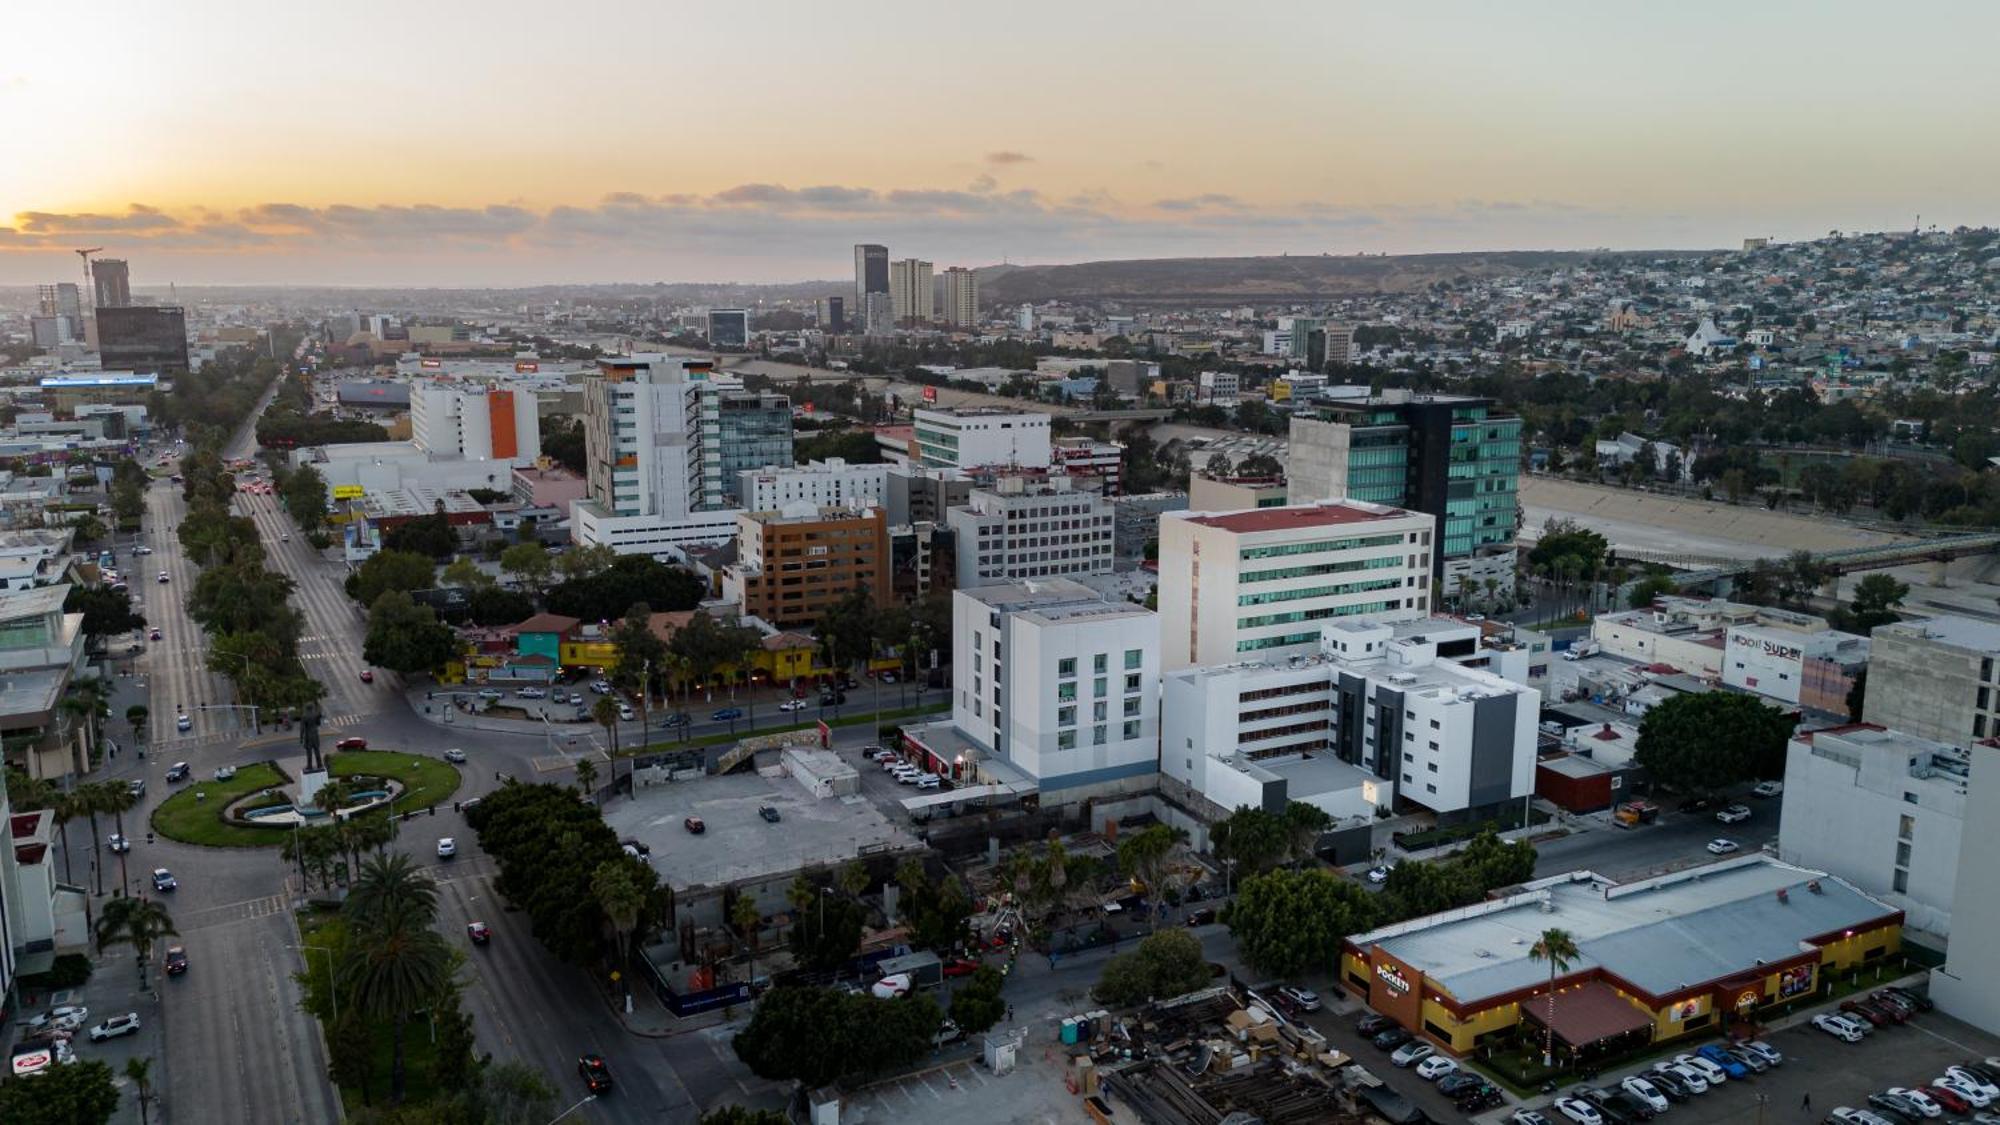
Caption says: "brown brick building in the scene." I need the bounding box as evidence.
[721,503,890,628]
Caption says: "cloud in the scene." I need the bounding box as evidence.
[0,184,1627,283]
[985,151,1032,165]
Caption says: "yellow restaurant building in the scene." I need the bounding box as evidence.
[1341,856,1903,1060]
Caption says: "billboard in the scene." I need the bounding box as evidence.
[922,385,938,403]
[332,484,365,500]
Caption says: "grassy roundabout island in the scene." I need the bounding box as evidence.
[150,752,463,848]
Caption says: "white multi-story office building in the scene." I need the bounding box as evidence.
[1162,617,1538,820]
[1934,748,2000,1032]
[912,407,1052,470]
[1198,370,1240,401]
[1157,500,1435,670]
[940,267,979,327]
[1868,616,2000,746]
[947,476,1115,588]
[1777,723,1964,936]
[891,258,934,324]
[409,380,543,464]
[737,458,889,512]
[571,355,743,557]
[945,578,1160,796]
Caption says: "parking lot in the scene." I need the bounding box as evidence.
[12,954,166,1122]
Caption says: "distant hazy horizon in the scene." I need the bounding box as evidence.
[5,0,1997,287]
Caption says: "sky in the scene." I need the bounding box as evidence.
[3,0,1998,287]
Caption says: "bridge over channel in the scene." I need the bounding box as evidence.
[1661,532,2000,592]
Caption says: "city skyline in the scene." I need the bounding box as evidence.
[4,0,1999,285]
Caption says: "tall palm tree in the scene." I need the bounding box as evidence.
[338,921,451,1104]
[79,780,126,895]
[95,895,178,989]
[1529,927,1580,1067]
[730,893,762,977]
[127,705,149,746]
[574,756,598,799]
[97,781,139,896]
[50,787,87,887]
[125,1056,158,1125]
[592,696,621,760]
[346,853,439,933]
[592,860,646,1007]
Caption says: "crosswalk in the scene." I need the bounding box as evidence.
[176,893,290,933]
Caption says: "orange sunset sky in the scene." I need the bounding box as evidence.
[4,0,1998,285]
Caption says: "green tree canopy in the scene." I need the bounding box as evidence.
[1225,868,1378,977]
[544,554,704,621]
[283,463,330,532]
[383,512,457,559]
[346,549,437,608]
[466,781,661,966]
[1843,572,1910,632]
[949,964,1008,1033]
[1635,690,1797,791]
[499,542,554,590]
[0,1058,120,1125]
[65,584,146,640]
[1093,928,1213,1006]
[363,591,460,676]
[732,986,941,1088]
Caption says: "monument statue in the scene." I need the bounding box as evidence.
[300,701,323,771]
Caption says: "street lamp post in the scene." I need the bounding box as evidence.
[545,1094,597,1124]
[290,944,338,1023]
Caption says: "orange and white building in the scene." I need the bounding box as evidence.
[410,379,542,466]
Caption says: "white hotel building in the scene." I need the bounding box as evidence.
[571,355,742,557]
[1157,500,1435,670]
[736,458,889,513]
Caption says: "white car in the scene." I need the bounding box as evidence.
[880,757,906,771]
[913,773,941,789]
[26,1006,89,1034]
[1655,1062,1709,1094]
[1416,1055,1457,1081]
[1813,1013,1867,1041]
[1826,1110,1895,1125]
[617,705,634,720]
[157,572,169,583]
[1936,1075,1993,1108]
[517,687,546,699]
[176,713,192,732]
[1554,1097,1604,1125]
[1751,780,1784,798]
[436,837,456,859]
[1886,1088,1943,1118]
[1621,1076,1669,1112]
[214,765,236,781]
[1946,1067,2000,1101]
[1675,1053,1729,1085]
[778,699,808,712]
[590,680,612,694]
[894,768,924,785]
[1366,864,1393,884]
[1512,1113,1552,1125]
[1739,1039,1783,1066]
[1706,838,1740,855]
[133,545,152,555]
[1715,805,1752,824]
[88,1013,141,1042]
[1389,1040,1433,1068]
[871,973,912,999]
[1279,986,1322,1012]
[443,748,466,764]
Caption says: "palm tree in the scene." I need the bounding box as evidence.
[1529,927,1580,1067]
[346,853,439,933]
[339,920,451,1104]
[591,859,645,1008]
[125,1057,158,1125]
[97,781,139,896]
[127,705,149,745]
[79,780,126,895]
[730,893,762,977]
[592,697,621,760]
[50,787,86,887]
[574,756,598,799]
[95,895,178,989]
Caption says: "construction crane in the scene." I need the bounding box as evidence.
[75,247,103,293]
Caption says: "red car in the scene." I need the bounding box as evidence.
[1923,1086,1971,1115]
[467,922,491,946]
[335,737,367,751]
[359,670,374,683]
[942,958,981,978]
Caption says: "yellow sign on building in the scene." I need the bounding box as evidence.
[332,485,365,500]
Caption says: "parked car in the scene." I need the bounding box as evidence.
[1372,1027,1412,1051]
[1279,986,1321,1012]
[1825,1110,1896,1125]
[518,687,546,699]
[213,766,235,781]
[1885,1089,1944,1118]
[1945,1067,2000,1101]
[1622,1076,1670,1112]
[1884,985,1934,1012]
[1438,1072,1487,1097]
[1706,838,1741,855]
[1594,1090,1656,1122]
[25,1006,89,1035]
[914,773,941,789]
[1389,1041,1433,1068]
[164,946,188,976]
[1416,1055,1457,1081]
[151,868,177,892]
[1512,1112,1551,1125]
[577,1053,613,1094]
[1935,1075,1993,1108]
[477,688,504,700]
[1751,780,1784,798]
[1357,1013,1398,1037]
[1921,1086,1971,1115]
[1554,1097,1605,1125]
[335,737,367,751]
[1869,1091,1929,1122]
[443,748,466,763]
[1696,1044,1750,1078]
[467,921,491,945]
[1814,1013,1869,1042]
[1657,1062,1710,1094]
[436,837,456,859]
[932,1018,965,1046]
[1715,805,1752,824]
[1842,999,1896,1026]
[88,1014,141,1042]
[590,680,612,694]
[1738,1039,1783,1066]
[1674,1054,1729,1085]
[1185,907,1218,927]
[683,816,705,834]
[1725,1045,1769,1073]
[941,958,981,978]
[1367,864,1393,884]
[1645,1067,1691,1100]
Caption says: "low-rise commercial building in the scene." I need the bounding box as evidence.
[1187,475,1287,513]
[738,458,889,513]
[1722,621,1867,713]
[1342,856,1903,1057]
[1778,724,1964,936]
[912,407,1052,471]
